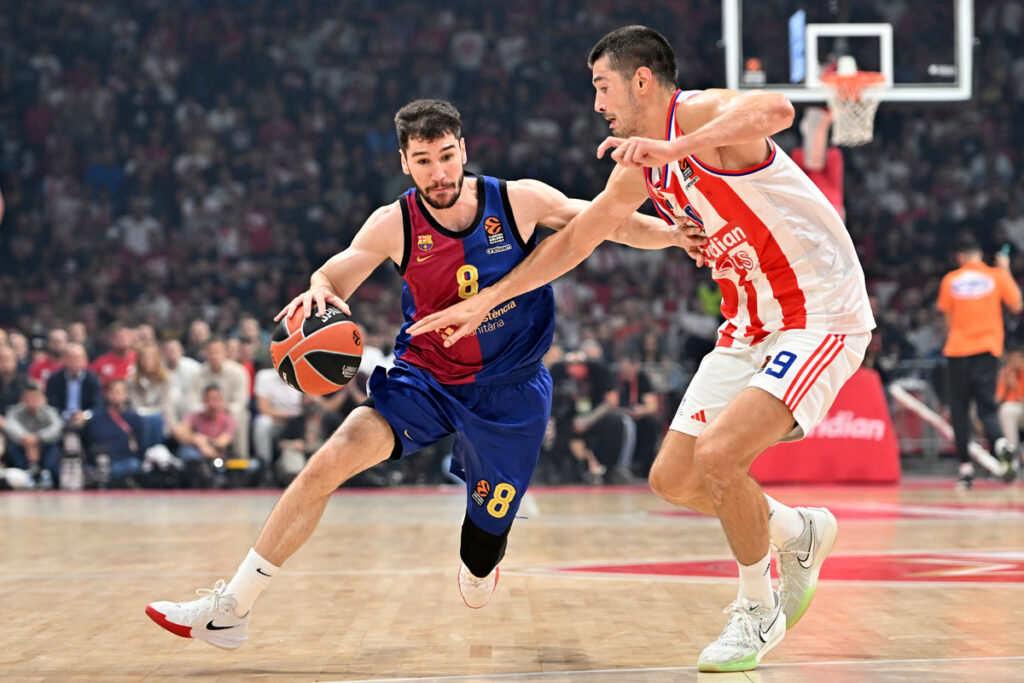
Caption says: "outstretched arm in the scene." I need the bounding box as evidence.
[512,172,703,251]
[276,203,403,321]
[599,89,794,169]
[407,165,650,346]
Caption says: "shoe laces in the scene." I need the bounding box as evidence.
[717,599,760,646]
[194,579,234,612]
[462,570,489,588]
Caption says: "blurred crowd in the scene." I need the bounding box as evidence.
[0,0,1022,488]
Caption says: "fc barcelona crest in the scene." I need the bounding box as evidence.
[418,234,433,252]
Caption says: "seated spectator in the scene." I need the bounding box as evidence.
[28,327,67,385]
[173,384,237,488]
[9,333,31,375]
[3,383,62,489]
[275,394,345,485]
[616,356,663,478]
[83,379,144,488]
[236,315,272,368]
[252,366,302,469]
[45,343,104,442]
[185,319,211,360]
[996,348,1024,472]
[127,343,174,443]
[162,339,201,429]
[91,324,138,386]
[0,345,29,456]
[572,341,637,484]
[193,337,251,459]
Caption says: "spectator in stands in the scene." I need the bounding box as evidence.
[616,356,663,478]
[67,322,94,359]
[128,343,174,444]
[995,348,1024,475]
[237,315,273,368]
[0,345,29,458]
[252,366,302,471]
[185,319,211,360]
[162,339,200,430]
[8,333,31,375]
[91,324,138,386]
[83,379,144,488]
[194,337,250,458]
[937,233,1023,488]
[173,384,237,488]
[3,384,62,489]
[28,327,67,385]
[45,343,103,453]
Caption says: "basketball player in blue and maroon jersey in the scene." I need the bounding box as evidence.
[145,99,703,650]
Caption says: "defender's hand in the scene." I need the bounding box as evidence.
[275,285,350,322]
[598,136,681,168]
[677,220,708,267]
[406,294,497,348]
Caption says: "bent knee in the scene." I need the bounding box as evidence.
[648,457,704,507]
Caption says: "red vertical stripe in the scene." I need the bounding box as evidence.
[783,335,837,406]
[693,173,807,329]
[788,336,846,410]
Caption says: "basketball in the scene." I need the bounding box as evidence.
[270,305,363,395]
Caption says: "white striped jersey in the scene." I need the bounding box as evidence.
[645,89,875,348]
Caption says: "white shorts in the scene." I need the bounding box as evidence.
[669,329,871,442]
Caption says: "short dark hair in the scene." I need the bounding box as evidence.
[955,232,981,255]
[394,99,462,151]
[589,25,678,89]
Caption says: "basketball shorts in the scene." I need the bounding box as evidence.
[669,329,871,442]
[367,360,552,536]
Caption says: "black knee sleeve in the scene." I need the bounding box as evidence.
[460,515,510,578]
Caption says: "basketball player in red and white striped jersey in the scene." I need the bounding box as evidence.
[411,26,875,672]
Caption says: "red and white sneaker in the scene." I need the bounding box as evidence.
[146,580,249,649]
[458,563,499,609]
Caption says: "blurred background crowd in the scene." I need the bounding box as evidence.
[1,0,1022,489]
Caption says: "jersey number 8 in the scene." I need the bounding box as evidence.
[456,265,479,299]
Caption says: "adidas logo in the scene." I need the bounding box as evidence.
[690,410,707,423]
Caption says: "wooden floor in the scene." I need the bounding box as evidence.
[1,478,1022,682]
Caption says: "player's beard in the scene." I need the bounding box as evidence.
[418,173,464,210]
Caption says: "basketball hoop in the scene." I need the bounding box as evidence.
[821,70,886,147]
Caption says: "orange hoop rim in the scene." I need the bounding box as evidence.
[821,71,887,100]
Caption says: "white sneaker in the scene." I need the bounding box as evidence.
[146,580,249,649]
[776,507,838,628]
[458,563,499,609]
[698,591,785,672]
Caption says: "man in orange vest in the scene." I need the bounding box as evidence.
[937,233,1023,487]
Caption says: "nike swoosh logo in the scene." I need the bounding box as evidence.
[758,607,780,642]
[416,255,435,262]
[256,567,271,577]
[404,428,412,439]
[206,620,238,631]
[796,518,815,569]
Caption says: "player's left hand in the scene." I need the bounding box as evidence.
[407,293,497,348]
[676,219,708,267]
[597,136,680,168]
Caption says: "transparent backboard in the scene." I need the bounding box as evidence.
[723,0,973,102]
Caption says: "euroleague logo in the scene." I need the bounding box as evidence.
[472,479,491,506]
[484,216,506,245]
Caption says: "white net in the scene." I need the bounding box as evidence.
[823,73,885,147]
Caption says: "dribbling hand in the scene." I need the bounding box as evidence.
[275,285,351,322]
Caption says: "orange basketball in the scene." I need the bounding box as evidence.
[270,305,363,395]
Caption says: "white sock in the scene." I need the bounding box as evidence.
[765,494,805,546]
[737,552,774,607]
[225,548,279,616]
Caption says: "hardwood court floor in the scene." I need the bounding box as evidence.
[0,478,1022,682]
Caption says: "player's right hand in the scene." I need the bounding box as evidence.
[274,285,350,321]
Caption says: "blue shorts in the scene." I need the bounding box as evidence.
[368,360,552,536]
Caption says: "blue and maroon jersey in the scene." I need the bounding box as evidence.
[392,175,555,385]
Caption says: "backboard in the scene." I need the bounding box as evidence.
[723,0,973,102]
